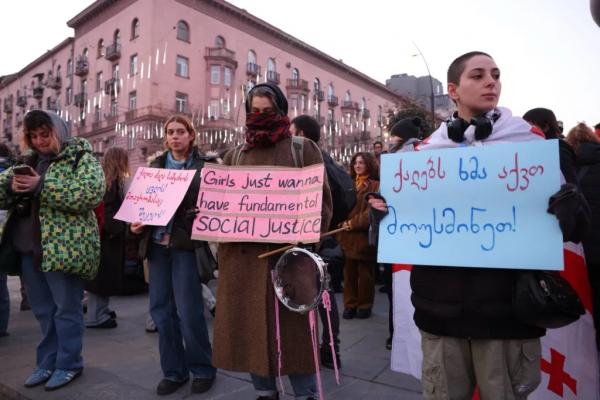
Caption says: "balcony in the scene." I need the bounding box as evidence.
[205,47,237,67]
[286,79,309,92]
[377,115,384,127]
[33,85,44,99]
[314,90,324,102]
[3,127,12,142]
[327,95,339,107]
[16,95,27,108]
[74,93,87,108]
[104,78,121,97]
[125,109,138,121]
[16,114,24,126]
[360,130,371,141]
[362,109,370,119]
[75,57,89,76]
[105,42,121,61]
[92,120,103,131]
[46,76,62,89]
[266,71,280,85]
[341,101,358,111]
[246,62,261,77]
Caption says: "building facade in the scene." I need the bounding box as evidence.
[386,73,454,120]
[0,0,402,167]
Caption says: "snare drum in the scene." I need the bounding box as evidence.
[272,247,328,313]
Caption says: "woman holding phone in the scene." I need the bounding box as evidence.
[0,110,104,391]
[130,115,216,396]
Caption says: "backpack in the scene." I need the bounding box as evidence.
[234,136,305,167]
[323,153,356,228]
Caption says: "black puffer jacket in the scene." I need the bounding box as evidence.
[411,139,583,339]
[138,148,215,257]
[577,141,600,264]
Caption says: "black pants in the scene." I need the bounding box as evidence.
[318,288,340,349]
[382,263,393,337]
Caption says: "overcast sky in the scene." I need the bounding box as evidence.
[1,0,598,131]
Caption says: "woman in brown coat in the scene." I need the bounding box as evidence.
[338,152,379,319]
[213,83,332,400]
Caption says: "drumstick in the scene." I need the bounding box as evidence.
[257,226,350,259]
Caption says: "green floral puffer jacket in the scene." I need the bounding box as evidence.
[0,137,105,279]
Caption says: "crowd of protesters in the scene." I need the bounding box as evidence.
[1,50,599,400]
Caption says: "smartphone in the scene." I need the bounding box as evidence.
[12,165,35,176]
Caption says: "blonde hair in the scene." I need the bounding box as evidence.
[565,122,600,154]
[163,114,196,155]
[19,126,60,154]
[102,147,130,189]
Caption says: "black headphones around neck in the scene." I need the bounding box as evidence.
[447,111,500,143]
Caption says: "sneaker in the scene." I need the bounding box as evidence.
[156,377,189,396]
[320,346,341,369]
[342,308,357,319]
[108,310,117,319]
[44,369,81,391]
[24,368,53,388]
[191,376,215,394]
[356,308,372,319]
[87,318,117,329]
[146,314,158,333]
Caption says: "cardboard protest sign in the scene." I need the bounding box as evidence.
[191,163,325,243]
[114,167,196,226]
[378,140,563,269]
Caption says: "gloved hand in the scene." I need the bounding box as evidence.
[547,183,590,243]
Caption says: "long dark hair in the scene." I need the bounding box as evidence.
[350,152,379,181]
[102,147,130,190]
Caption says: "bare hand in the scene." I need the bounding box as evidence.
[11,173,41,193]
[368,197,388,212]
[130,221,145,234]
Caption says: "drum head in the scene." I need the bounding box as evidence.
[273,247,326,313]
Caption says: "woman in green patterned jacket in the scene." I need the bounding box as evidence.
[0,110,104,391]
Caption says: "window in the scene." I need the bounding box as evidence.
[300,94,307,112]
[210,65,220,84]
[176,56,189,78]
[94,105,101,122]
[247,50,256,64]
[267,58,276,72]
[96,72,103,92]
[81,79,88,94]
[129,91,137,110]
[209,99,219,119]
[223,98,230,115]
[361,97,366,110]
[127,130,135,149]
[113,29,121,45]
[67,59,73,74]
[130,54,138,76]
[66,87,72,104]
[131,18,140,39]
[314,78,320,92]
[112,63,120,79]
[110,98,118,116]
[176,20,190,42]
[215,35,225,48]
[345,90,351,102]
[97,39,104,58]
[246,80,255,94]
[289,95,298,111]
[224,67,232,87]
[328,83,334,97]
[56,65,61,78]
[175,92,188,113]
[83,48,89,59]
[292,68,299,81]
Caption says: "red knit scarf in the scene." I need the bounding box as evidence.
[243,111,291,152]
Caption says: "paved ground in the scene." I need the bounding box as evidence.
[0,276,423,400]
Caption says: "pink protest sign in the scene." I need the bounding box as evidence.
[114,167,197,226]
[191,163,325,243]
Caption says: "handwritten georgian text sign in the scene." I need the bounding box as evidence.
[114,167,196,226]
[191,163,324,243]
[378,140,563,270]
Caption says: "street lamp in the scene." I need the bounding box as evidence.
[412,42,435,128]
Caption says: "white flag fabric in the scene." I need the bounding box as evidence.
[390,243,599,399]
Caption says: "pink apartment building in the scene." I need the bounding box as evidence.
[0,0,403,167]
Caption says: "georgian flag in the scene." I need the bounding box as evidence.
[390,242,600,399]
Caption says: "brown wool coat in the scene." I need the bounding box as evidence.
[213,137,333,377]
[338,179,379,261]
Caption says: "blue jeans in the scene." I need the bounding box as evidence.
[20,253,85,371]
[250,373,317,399]
[148,243,216,381]
[0,273,9,335]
